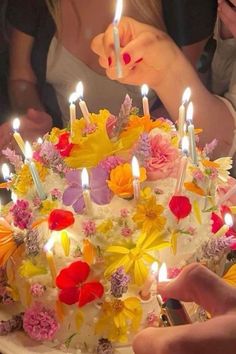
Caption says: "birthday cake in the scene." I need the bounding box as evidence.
[0,94,235,353]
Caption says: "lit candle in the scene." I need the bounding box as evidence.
[215,212,233,237]
[140,261,158,301]
[132,156,140,201]
[44,237,57,287]
[69,92,79,135]
[81,168,93,216]
[141,84,150,117]
[37,137,43,145]
[175,136,189,194]
[156,262,168,305]
[12,118,25,154]
[2,163,10,181]
[178,88,191,139]
[76,82,90,124]
[113,0,123,78]
[25,141,47,200]
[186,102,198,166]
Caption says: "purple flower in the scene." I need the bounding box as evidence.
[63,166,112,213]
[2,148,23,171]
[23,303,59,341]
[110,267,130,298]
[99,156,123,174]
[96,338,114,354]
[10,200,32,230]
[133,133,151,166]
[0,314,23,335]
[203,139,218,156]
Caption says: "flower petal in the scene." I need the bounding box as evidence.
[63,186,81,206]
[59,287,80,305]
[78,281,104,307]
[68,260,90,284]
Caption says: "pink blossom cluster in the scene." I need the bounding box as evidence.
[10,200,32,230]
[82,220,96,237]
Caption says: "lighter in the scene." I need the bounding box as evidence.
[157,296,191,327]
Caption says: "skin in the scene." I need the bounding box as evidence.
[91,15,235,158]
[2,0,209,154]
[218,0,236,38]
[132,263,236,354]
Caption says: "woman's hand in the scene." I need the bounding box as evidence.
[0,108,52,154]
[218,0,236,39]
[133,263,236,354]
[91,16,180,89]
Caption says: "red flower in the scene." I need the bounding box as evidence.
[169,195,192,220]
[48,209,75,230]
[55,132,74,157]
[56,260,104,307]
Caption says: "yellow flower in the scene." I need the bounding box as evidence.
[105,231,170,285]
[133,196,166,233]
[48,127,65,143]
[223,264,236,287]
[40,200,57,215]
[107,163,146,198]
[19,260,47,278]
[95,297,142,343]
[97,219,113,234]
[14,163,48,196]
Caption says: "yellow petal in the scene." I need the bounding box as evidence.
[223,264,236,287]
[75,310,84,330]
[61,231,71,257]
[193,200,202,224]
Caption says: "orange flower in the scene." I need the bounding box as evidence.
[107,163,146,198]
[0,219,23,267]
[184,182,205,196]
[121,115,163,136]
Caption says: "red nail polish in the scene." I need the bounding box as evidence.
[135,58,143,64]
[123,52,131,65]
[108,56,112,66]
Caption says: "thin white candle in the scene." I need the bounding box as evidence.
[81,168,93,216]
[25,141,47,200]
[113,0,123,78]
[215,212,233,237]
[76,82,90,124]
[178,88,191,139]
[175,136,189,194]
[12,118,25,154]
[69,92,79,126]
[2,163,10,181]
[141,84,150,116]
[131,156,140,201]
[44,237,57,287]
[187,102,198,166]
[140,262,158,300]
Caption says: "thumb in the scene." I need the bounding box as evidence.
[157,263,236,316]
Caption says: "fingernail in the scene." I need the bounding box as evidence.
[135,58,143,63]
[123,52,131,65]
[108,56,112,66]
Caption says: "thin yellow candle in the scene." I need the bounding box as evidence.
[81,168,93,216]
[140,261,158,301]
[187,102,198,166]
[12,118,25,154]
[44,237,57,287]
[113,0,123,78]
[175,136,189,195]
[215,213,233,237]
[178,88,191,139]
[76,82,90,124]
[141,84,150,116]
[69,92,79,137]
[131,156,141,201]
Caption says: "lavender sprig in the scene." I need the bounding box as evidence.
[0,314,23,335]
[133,132,151,166]
[110,267,130,298]
[113,94,132,137]
[2,148,23,171]
[96,338,114,354]
[201,236,234,259]
[25,229,40,257]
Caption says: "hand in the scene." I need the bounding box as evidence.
[91,16,180,89]
[218,0,236,39]
[0,108,52,155]
[132,263,236,354]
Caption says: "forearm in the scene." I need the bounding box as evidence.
[153,51,235,157]
[8,79,45,115]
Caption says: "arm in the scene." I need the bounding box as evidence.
[92,17,234,158]
[8,28,44,114]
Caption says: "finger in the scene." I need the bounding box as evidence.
[219,1,236,21]
[156,263,236,316]
[133,314,236,354]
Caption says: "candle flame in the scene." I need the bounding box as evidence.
[181,136,189,155]
[2,163,10,180]
[224,213,234,228]
[131,156,140,179]
[44,237,55,253]
[69,92,79,104]
[151,261,159,275]
[141,84,149,97]
[81,168,90,189]
[114,0,123,24]
[11,192,17,204]
[186,102,193,123]
[182,87,191,104]
[76,81,84,99]
[37,137,43,144]
[24,141,33,160]
[12,117,20,131]
[159,263,168,282]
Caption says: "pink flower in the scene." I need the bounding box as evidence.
[99,156,123,174]
[120,208,129,218]
[121,226,132,237]
[10,200,32,230]
[146,134,180,180]
[30,284,46,297]
[106,114,117,138]
[82,220,96,237]
[193,169,205,182]
[23,303,59,341]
